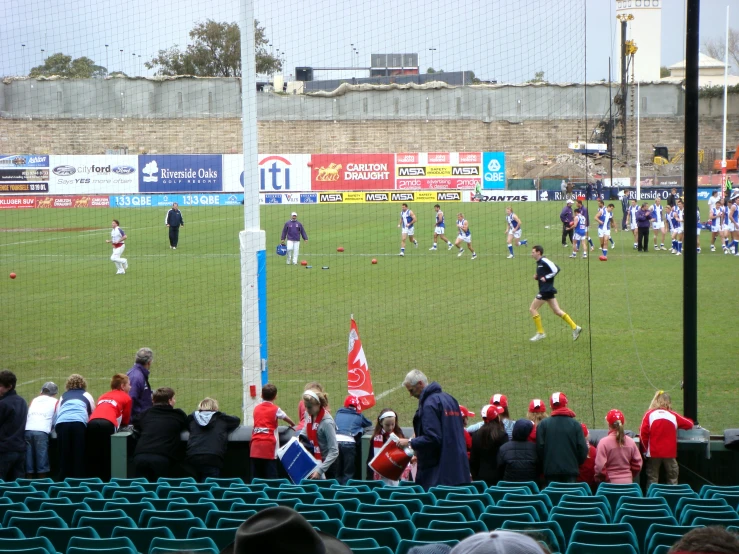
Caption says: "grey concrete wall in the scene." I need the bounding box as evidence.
[0,77,709,121]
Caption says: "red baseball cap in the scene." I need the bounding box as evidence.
[550,391,568,408]
[459,405,475,418]
[528,398,546,413]
[489,393,508,408]
[606,409,625,425]
[481,404,504,421]
[343,395,361,412]
[581,423,589,437]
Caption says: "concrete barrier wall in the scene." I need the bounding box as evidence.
[0,79,704,121]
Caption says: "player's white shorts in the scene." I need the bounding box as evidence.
[598,229,611,238]
[434,226,446,235]
[457,234,472,244]
[675,226,684,235]
[651,222,664,231]
[723,223,735,233]
[508,229,522,239]
[696,227,701,236]
[573,233,586,241]
[711,224,721,233]
[630,222,637,231]
[401,227,415,237]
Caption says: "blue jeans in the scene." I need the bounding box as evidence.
[25,430,50,473]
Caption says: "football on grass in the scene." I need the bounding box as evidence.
[337,247,344,252]
[599,255,607,261]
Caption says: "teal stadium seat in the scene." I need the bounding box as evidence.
[337,527,402,551]
[149,537,218,554]
[413,527,476,542]
[501,520,567,553]
[77,515,136,538]
[421,503,476,522]
[187,527,239,550]
[357,518,416,540]
[342,510,397,528]
[147,516,205,538]
[357,502,411,520]
[565,542,637,554]
[36,526,99,553]
[0,538,57,554]
[112,526,174,554]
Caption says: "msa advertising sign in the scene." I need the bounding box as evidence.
[395,152,482,190]
[139,155,222,193]
[310,154,395,191]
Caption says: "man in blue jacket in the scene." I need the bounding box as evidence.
[398,370,470,490]
[127,347,154,419]
[0,370,28,480]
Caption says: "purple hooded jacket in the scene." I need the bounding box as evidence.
[126,363,153,418]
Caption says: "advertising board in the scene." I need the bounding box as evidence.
[311,154,395,191]
[49,155,139,194]
[139,155,222,193]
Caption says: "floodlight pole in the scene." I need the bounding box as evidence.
[683,0,699,424]
[240,0,267,426]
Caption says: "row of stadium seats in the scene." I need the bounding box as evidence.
[1,494,738,553]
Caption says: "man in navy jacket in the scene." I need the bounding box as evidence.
[398,370,470,490]
[0,370,28,480]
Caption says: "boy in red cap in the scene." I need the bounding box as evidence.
[334,395,373,485]
[490,393,515,439]
[526,398,548,442]
[595,409,642,484]
[535,392,588,484]
[577,423,597,492]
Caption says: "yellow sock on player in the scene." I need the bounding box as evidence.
[561,313,577,330]
[533,314,544,334]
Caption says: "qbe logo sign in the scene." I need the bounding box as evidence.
[482,152,506,190]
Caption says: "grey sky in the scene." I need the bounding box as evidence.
[1,0,737,82]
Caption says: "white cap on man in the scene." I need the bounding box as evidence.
[291,212,297,217]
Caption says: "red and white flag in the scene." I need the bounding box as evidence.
[347,315,376,411]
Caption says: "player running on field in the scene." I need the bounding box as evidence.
[529,245,582,342]
[650,197,667,250]
[504,206,527,259]
[626,198,639,249]
[106,219,128,275]
[595,201,617,260]
[398,203,418,257]
[429,204,453,251]
[455,213,477,260]
[569,208,588,259]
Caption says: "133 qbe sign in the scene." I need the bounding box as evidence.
[482,152,506,190]
[311,154,395,191]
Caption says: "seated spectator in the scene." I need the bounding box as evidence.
[668,525,739,554]
[86,374,132,480]
[470,404,508,486]
[186,397,240,481]
[595,409,642,484]
[132,387,187,480]
[368,408,412,486]
[497,419,539,483]
[536,392,587,484]
[490,394,515,439]
[640,390,693,486]
[299,389,338,479]
[577,423,597,492]
[526,398,548,442]
[0,370,29,481]
[25,382,58,479]
[449,530,549,553]
[54,374,95,479]
[251,384,295,479]
[333,395,372,485]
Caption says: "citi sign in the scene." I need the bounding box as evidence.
[259,155,291,190]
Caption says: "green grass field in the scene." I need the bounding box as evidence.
[1,201,735,432]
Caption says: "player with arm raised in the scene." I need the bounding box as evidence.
[529,245,581,342]
[504,206,527,259]
[398,203,418,257]
[454,213,477,260]
[429,204,453,251]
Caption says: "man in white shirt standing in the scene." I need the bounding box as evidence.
[25,382,58,479]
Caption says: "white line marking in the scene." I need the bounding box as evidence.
[19,379,45,386]
[376,384,404,401]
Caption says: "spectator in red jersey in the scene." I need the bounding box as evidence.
[86,373,132,480]
[459,405,475,459]
[577,423,597,492]
[367,408,411,486]
[640,390,693,485]
[526,398,548,442]
[295,381,324,432]
[251,384,295,479]
[594,409,642,484]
